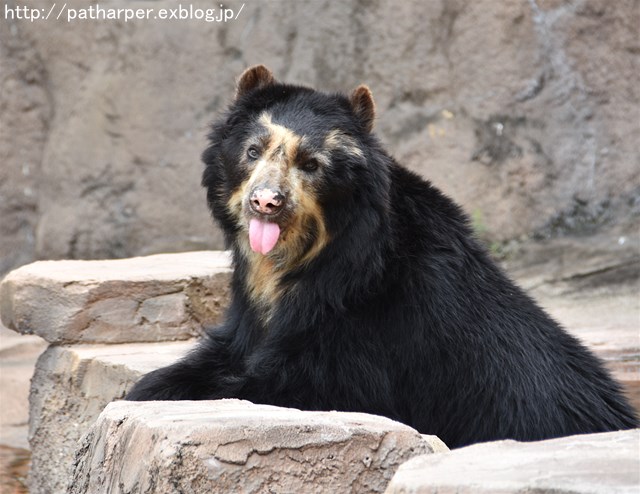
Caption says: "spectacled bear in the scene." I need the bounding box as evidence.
[126,65,638,448]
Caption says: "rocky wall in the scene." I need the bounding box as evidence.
[1,0,638,275]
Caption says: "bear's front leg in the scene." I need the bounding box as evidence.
[125,329,243,401]
[125,359,210,401]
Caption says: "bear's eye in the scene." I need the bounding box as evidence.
[300,159,319,173]
[247,146,260,161]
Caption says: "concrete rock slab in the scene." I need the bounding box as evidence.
[385,429,640,494]
[70,399,444,494]
[0,251,232,344]
[28,341,193,494]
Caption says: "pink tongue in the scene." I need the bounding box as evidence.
[249,219,281,255]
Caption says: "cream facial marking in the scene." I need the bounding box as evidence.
[324,129,364,158]
[258,112,302,165]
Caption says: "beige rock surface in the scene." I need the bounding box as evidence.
[28,341,193,494]
[70,399,441,494]
[2,0,639,276]
[0,323,46,492]
[0,325,46,449]
[384,429,640,494]
[0,251,231,344]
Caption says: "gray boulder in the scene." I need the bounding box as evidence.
[70,399,446,494]
[28,342,193,494]
[385,429,640,494]
[0,251,231,344]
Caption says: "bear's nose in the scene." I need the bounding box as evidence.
[250,187,286,215]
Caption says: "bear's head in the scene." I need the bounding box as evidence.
[202,66,391,304]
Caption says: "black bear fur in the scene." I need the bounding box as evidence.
[126,66,638,448]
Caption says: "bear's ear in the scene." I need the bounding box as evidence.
[349,85,376,133]
[236,65,275,99]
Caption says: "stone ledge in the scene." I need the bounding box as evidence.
[385,429,640,494]
[28,341,193,494]
[70,399,445,494]
[0,251,232,344]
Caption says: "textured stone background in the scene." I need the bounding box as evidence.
[1,0,639,275]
